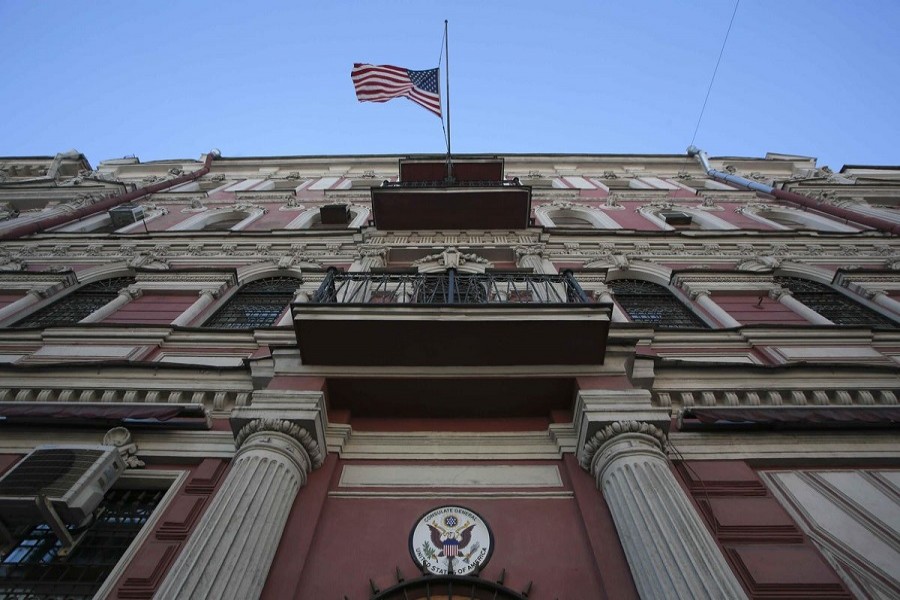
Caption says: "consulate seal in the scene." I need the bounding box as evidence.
[409,505,494,575]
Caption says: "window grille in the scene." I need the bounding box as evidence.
[775,276,897,327]
[14,277,136,328]
[607,279,708,328]
[204,277,300,328]
[0,487,165,600]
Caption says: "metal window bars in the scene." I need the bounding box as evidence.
[0,488,165,600]
[607,279,709,328]
[775,276,897,327]
[14,277,137,328]
[204,277,301,329]
[311,269,591,305]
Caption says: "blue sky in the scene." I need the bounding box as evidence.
[1,1,898,170]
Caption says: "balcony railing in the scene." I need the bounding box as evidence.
[312,269,591,305]
[380,179,522,189]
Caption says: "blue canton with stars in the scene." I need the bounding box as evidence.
[407,68,439,94]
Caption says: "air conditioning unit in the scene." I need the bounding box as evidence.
[108,204,145,228]
[0,445,124,526]
[319,204,351,225]
[660,210,693,226]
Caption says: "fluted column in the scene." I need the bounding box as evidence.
[690,290,741,328]
[171,289,218,326]
[769,287,834,325]
[79,285,141,323]
[0,288,45,323]
[864,289,900,315]
[581,421,747,600]
[155,419,324,600]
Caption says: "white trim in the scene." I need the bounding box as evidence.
[741,206,858,232]
[534,204,621,229]
[83,469,188,600]
[167,208,264,232]
[638,205,737,231]
[285,206,370,229]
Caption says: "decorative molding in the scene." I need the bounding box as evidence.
[654,388,898,408]
[579,420,666,469]
[234,417,324,469]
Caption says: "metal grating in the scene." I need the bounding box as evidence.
[14,277,136,328]
[775,276,897,327]
[0,449,104,498]
[204,277,301,329]
[608,279,708,328]
[312,270,590,305]
[0,488,165,600]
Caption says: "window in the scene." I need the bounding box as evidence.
[775,276,896,327]
[13,277,136,328]
[534,204,621,229]
[204,276,300,328]
[639,205,736,231]
[741,206,858,232]
[607,279,708,328]
[0,487,165,600]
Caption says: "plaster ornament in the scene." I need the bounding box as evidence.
[103,426,145,469]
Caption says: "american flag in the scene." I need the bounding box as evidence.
[351,63,442,118]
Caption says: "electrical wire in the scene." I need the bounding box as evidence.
[690,0,741,147]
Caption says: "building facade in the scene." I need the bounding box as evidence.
[0,149,897,599]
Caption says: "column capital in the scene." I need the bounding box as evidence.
[579,420,666,472]
[768,286,791,300]
[121,285,143,300]
[235,417,324,470]
[198,288,219,299]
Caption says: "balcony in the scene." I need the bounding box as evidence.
[370,158,532,230]
[292,270,612,367]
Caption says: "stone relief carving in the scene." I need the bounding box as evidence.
[412,247,491,269]
[579,421,667,469]
[103,426,145,469]
[234,418,324,469]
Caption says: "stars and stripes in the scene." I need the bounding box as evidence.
[351,63,442,118]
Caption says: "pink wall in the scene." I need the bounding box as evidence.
[267,458,637,600]
[0,291,25,312]
[713,293,811,325]
[102,293,195,325]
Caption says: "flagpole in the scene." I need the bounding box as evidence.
[444,19,453,182]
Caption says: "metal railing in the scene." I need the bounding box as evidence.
[379,178,522,189]
[311,269,591,305]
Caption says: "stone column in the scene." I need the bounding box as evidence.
[277,289,312,326]
[594,285,628,323]
[864,289,900,315]
[0,288,45,323]
[690,290,741,328]
[154,419,324,600]
[581,421,747,600]
[171,289,218,326]
[769,287,834,325]
[79,285,141,323]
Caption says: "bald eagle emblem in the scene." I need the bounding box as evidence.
[428,514,475,558]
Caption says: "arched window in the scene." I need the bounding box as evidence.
[607,279,708,328]
[169,208,265,232]
[14,277,137,328]
[534,204,621,229]
[775,276,896,327]
[203,277,301,328]
[742,206,858,232]
[639,206,737,231]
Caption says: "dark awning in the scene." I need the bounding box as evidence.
[679,406,900,431]
[0,403,211,429]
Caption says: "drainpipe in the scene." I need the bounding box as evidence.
[687,146,900,235]
[0,149,221,240]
